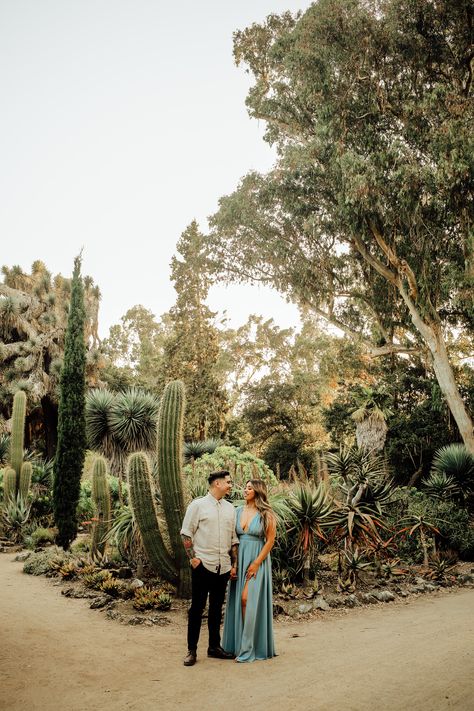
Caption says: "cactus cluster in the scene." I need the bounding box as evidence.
[2,391,31,504]
[127,380,191,597]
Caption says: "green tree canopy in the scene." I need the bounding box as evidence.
[159,221,228,440]
[208,0,474,452]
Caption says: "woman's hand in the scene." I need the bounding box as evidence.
[230,565,237,580]
[246,561,260,580]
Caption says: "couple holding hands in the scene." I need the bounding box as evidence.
[180,470,276,665]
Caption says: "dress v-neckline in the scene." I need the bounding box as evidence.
[240,508,258,532]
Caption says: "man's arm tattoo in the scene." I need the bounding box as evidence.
[231,543,238,567]
[181,534,196,560]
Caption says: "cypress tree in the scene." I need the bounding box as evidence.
[53,255,87,549]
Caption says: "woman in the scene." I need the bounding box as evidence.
[222,479,276,662]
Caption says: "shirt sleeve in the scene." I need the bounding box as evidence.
[180,500,199,538]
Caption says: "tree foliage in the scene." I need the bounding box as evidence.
[208,0,474,451]
[0,260,101,456]
[159,221,228,440]
[53,256,87,549]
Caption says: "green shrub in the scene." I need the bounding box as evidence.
[183,445,276,502]
[30,527,56,547]
[23,547,75,576]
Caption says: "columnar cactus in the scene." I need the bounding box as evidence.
[128,452,177,583]
[10,391,26,482]
[157,380,191,596]
[3,467,16,503]
[91,456,112,556]
[19,462,32,501]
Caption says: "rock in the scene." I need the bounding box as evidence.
[297,602,313,614]
[344,594,361,608]
[127,616,147,625]
[313,595,330,611]
[457,573,474,585]
[14,551,31,562]
[423,583,437,592]
[130,578,144,590]
[415,576,428,586]
[273,601,289,616]
[62,588,96,599]
[148,616,171,626]
[106,610,121,621]
[361,593,379,604]
[325,594,345,608]
[398,590,409,598]
[373,590,396,603]
[90,596,110,609]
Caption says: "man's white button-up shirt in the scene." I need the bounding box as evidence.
[180,492,239,574]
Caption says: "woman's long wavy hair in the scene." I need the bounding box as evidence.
[246,479,275,537]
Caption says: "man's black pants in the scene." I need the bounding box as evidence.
[188,563,230,652]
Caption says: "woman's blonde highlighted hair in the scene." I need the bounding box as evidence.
[246,479,275,536]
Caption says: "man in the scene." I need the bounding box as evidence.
[180,470,238,666]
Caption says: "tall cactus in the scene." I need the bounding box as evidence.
[19,462,32,501]
[10,391,27,494]
[127,380,191,596]
[128,452,177,583]
[91,456,112,557]
[157,380,190,596]
[3,467,16,503]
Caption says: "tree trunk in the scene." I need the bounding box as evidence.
[398,286,474,455]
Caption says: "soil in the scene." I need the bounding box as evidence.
[1,553,473,711]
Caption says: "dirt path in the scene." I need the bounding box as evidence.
[1,554,473,711]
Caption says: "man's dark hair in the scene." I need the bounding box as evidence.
[208,470,231,486]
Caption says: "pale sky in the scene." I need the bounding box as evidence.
[0,0,308,337]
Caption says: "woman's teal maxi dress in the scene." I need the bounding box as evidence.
[222,507,276,662]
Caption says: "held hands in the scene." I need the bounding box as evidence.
[190,557,201,569]
[230,565,237,581]
[246,561,259,580]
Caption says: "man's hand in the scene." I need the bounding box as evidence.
[230,565,237,580]
[190,557,201,569]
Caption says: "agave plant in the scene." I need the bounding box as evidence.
[2,493,31,542]
[285,482,336,581]
[339,546,372,589]
[103,505,145,566]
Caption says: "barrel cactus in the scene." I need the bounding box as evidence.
[91,455,112,557]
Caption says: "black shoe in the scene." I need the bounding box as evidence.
[207,646,234,660]
[183,650,197,666]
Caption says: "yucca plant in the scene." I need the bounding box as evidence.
[430,444,474,506]
[285,482,336,581]
[0,433,10,465]
[422,471,461,501]
[103,505,145,565]
[183,438,221,463]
